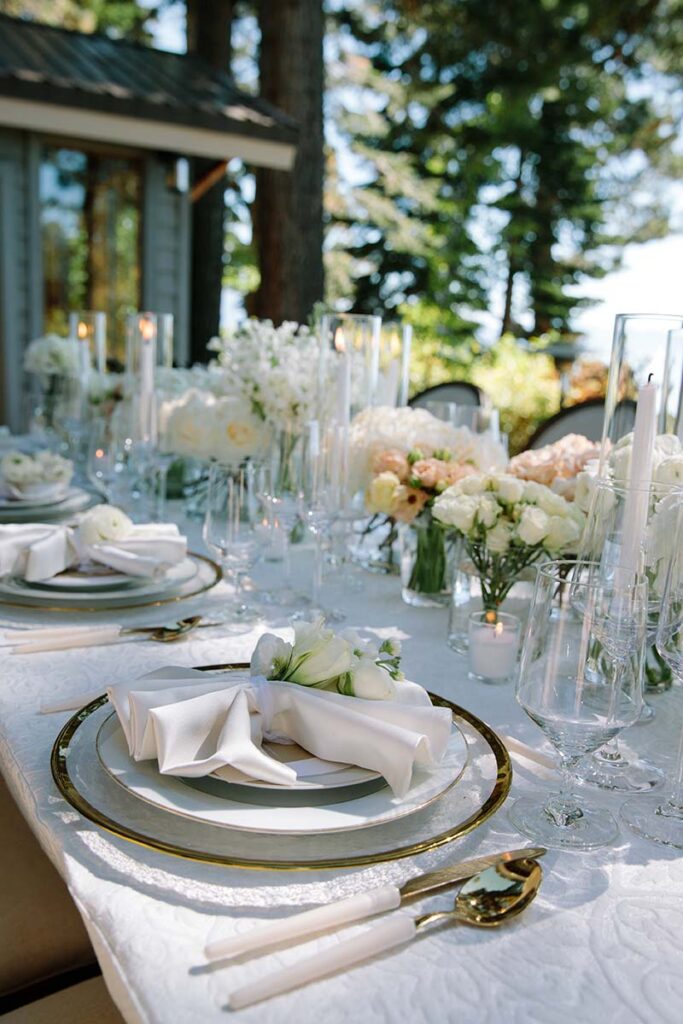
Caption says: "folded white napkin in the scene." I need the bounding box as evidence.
[108,669,453,799]
[0,522,187,581]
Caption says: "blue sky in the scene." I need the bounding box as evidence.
[148,3,683,361]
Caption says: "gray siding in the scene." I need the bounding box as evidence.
[0,129,38,430]
[142,156,190,365]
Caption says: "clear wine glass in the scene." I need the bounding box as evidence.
[575,477,682,790]
[621,497,683,848]
[510,559,646,850]
[203,461,262,623]
[259,425,309,610]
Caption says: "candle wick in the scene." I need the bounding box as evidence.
[647,373,654,383]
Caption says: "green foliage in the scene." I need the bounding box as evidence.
[468,336,561,454]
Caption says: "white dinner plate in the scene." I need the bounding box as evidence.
[0,487,93,523]
[95,712,469,835]
[0,556,199,607]
[0,488,70,509]
[32,568,143,591]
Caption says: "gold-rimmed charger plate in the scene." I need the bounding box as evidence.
[0,551,221,612]
[50,674,512,871]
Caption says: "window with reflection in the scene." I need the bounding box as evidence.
[40,145,142,362]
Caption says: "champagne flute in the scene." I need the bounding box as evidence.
[510,559,646,849]
[621,497,683,848]
[203,462,262,623]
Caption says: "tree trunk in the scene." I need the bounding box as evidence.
[250,0,324,324]
[186,0,234,363]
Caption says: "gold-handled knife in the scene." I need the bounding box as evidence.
[204,846,546,963]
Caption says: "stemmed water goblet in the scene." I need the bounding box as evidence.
[203,461,262,623]
[621,497,683,848]
[575,478,683,791]
[302,420,346,622]
[510,559,646,850]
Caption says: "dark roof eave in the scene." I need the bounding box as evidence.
[0,76,299,148]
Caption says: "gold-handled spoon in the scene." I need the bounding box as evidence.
[121,615,204,643]
[228,858,543,1009]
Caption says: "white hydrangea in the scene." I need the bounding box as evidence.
[24,335,80,376]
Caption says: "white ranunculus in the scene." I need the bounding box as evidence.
[486,519,513,554]
[496,474,525,503]
[517,506,550,546]
[653,456,683,487]
[476,493,501,528]
[250,633,292,679]
[77,505,133,545]
[346,657,397,700]
[1,452,40,485]
[34,451,73,484]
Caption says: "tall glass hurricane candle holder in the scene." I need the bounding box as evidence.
[377,321,412,407]
[69,311,107,376]
[621,498,683,849]
[319,313,382,418]
[601,313,683,455]
[510,560,646,850]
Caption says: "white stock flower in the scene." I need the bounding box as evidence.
[77,505,133,545]
[517,506,550,546]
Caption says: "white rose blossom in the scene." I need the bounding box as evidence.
[517,506,550,545]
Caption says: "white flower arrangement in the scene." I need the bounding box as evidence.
[433,472,585,609]
[251,617,406,700]
[76,505,133,545]
[574,432,683,513]
[24,334,80,377]
[158,388,272,464]
[207,319,319,432]
[349,406,507,493]
[0,450,73,494]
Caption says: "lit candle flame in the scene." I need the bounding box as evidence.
[139,317,155,342]
[494,622,504,638]
[334,327,346,354]
[77,321,88,340]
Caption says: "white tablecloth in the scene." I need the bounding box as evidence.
[1,513,682,1024]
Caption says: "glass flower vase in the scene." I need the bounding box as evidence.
[398,511,455,607]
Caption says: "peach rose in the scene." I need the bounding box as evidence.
[372,449,410,481]
[393,485,430,523]
[443,462,476,487]
[410,458,450,490]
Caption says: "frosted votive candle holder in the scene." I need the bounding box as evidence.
[468,610,521,684]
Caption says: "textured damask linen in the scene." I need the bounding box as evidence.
[0,511,682,1024]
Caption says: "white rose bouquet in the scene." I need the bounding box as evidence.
[251,617,406,700]
[433,472,585,611]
